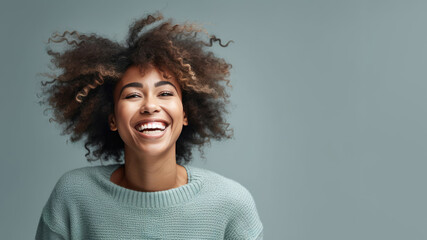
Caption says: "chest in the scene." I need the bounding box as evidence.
[68,199,231,240]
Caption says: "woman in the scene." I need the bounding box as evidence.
[36,13,263,240]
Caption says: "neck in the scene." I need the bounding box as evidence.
[111,147,187,192]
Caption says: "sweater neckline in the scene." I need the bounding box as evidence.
[100,164,203,208]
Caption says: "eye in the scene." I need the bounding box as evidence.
[125,93,141,99]
[159,91,173,97]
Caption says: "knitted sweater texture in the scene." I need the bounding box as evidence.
[35,164,263,239]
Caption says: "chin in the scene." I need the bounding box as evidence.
[129,143,175,159]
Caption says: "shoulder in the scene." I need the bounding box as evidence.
[190,166,254,194]
[49,164,116,200]
[56,164,113,181]
[189,166,259,209]
[38,165,117,238]
[189,166,263,239]
[40,165,116,220]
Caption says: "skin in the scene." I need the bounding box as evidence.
[109,65,188,192]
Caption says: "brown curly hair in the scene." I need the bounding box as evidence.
[40,13,233,165]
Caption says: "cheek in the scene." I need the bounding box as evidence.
[114,104,135,143]
[171,102,185,120]
[115,103,136,126]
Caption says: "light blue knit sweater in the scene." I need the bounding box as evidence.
[36,164,263,239]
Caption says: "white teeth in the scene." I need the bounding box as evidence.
[137,122,166,131]
[141,130,163,135]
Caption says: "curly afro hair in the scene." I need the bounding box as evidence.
[40,13,233,165]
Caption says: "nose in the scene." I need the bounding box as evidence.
[140,94,161,114]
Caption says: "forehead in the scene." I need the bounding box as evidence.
[119,65,177,84]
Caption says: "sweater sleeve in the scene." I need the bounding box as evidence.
[224,186,264,240]
[35,173,73,240]
[35,215,66,240]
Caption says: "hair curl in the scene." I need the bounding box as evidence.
[40,13,233,165]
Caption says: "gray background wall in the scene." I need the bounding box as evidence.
[1,0,427,239]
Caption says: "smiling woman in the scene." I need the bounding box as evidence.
[36,13,263,239]
[110,66,189,192]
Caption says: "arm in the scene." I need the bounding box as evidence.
[35,215,66,240]
[35,173,72,240]
[255,230,264,240]
[224,187,264,240]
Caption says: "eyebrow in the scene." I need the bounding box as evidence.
[154,81,177,91]
[119,82,143,96]
[119,81,178,96]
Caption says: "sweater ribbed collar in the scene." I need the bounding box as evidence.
[99,164,203,208]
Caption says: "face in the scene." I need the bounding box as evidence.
[109,65,188,159]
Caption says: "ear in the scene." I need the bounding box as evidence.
[108,114,118,131]
[183,112,188,126]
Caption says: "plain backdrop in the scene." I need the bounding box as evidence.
[2,0,427,239]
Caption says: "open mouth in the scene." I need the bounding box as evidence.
[135,121,168,135]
